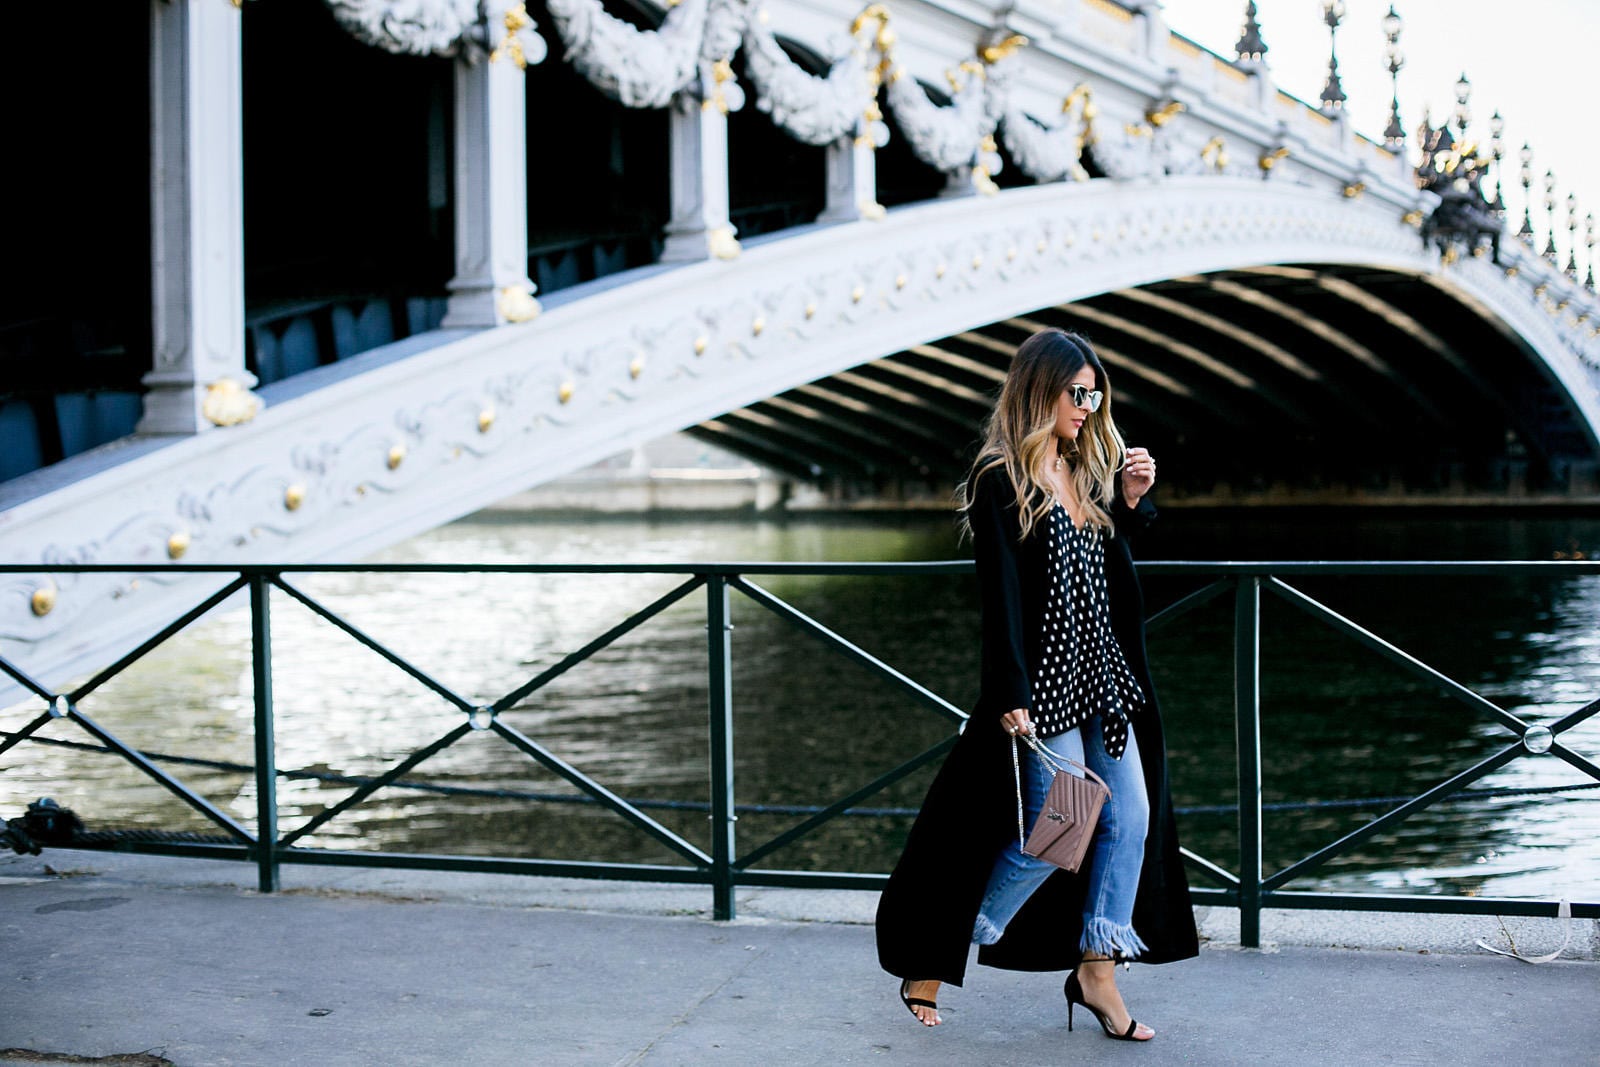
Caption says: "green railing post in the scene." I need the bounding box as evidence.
[1234,575,1263,947]
[249,572,279,893]
[707,573,736,920]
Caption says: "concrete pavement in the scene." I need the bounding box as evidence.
[1,850,1595,1066]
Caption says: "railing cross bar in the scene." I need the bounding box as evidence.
[1179,846,1241,889]
[0,709,56,759]
[70,577,249,703]
[271,576,475,713]
[733,736,957,872]
[1146,578,1233,632]
[1262,742,1523,892]
[1551,744,1600,784]
[278,723,473,847]
[1266,577,1529,735]
[730,577,967,725]
[0,653,57,702]
[1551,696,1600,734]
[64,706,255,843]
[495,576,705,712]
[490,719,712,867]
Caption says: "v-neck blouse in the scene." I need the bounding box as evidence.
[1028,505,1146,758]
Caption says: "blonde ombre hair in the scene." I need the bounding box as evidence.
[960,328,1127,540]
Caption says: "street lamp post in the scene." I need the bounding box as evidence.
[1544,170,1559,261]
[1319,1,1347,114]
[1452,72,1471,143]
[1586,213,1596,291]
[1567,193,1581,278]
[1235,0,1268,63]
[1381,6,1404,147]
[1518,144,1535,238]
[1488,111,1505,214]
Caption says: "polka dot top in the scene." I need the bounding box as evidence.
[1028,505,1147,759]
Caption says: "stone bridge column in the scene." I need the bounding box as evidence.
[660,91,738,262]
[139,0,254,434]
[442,41,535,327]
[818,135,878,223]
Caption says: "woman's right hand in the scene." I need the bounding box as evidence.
[1000,708,1032,737]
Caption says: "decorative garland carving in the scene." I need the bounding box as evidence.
[740,17,883,146]
[543,0,710,110]
[883,59,1004,191]
[323,0,479,56]
[323,0,546,63]
[875,24,1024,194]
[1002,83,1093,183]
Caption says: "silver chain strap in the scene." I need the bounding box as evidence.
[1011,731,1098,852]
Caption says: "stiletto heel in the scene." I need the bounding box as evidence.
[1064,962,1152,1042]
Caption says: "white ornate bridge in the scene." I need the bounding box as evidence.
[2,0,1599,701]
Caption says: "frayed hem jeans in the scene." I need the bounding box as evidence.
[971,716,1150,959]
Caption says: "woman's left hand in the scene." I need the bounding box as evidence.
[1121,447,1156,505]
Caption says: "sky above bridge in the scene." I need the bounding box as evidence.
[1167,0,1596,268]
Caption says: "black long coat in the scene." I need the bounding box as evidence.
[876,469,1199,984]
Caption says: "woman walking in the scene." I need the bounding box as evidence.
[876,327,1197,1040]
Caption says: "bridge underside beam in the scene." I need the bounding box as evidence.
[694,265,1596,500]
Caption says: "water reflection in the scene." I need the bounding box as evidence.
[1,510,1596,900]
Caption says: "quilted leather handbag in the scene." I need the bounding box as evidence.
[1012,731,1110,873]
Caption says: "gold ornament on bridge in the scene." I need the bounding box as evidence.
[804,301,817,320]
[693,335,709,356]
[629,356,645,379]
[852,5,896,82]
[1145,100,1185,128]
[1401,210,1424,228]
[851,285,865,303]
[387,444,406,470]
[979,34,1029,65]
[489,4,534,70]
[708,227,742,261]
[751,316,766,337]
[1258,147,1290,173]
[1200,137,1229,172]
[167,531,190,560]
[974,133,1002,197]
[31,583,57,617]
[558,381,575,404]
[1342,181,1367,199]
[478,407,496,432]
[894,274,907,290]
[703,59,737,115]
[944,61,985,96]
[497,285,541,323]
[202,378,260,427]
[284,484,306,511]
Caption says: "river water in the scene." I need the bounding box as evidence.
[3,508,1597,903]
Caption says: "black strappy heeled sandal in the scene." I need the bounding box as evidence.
[898,979,940,1026]
[1064,959,1152,1041]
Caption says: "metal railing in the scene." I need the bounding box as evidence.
[1,561,1596,943]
